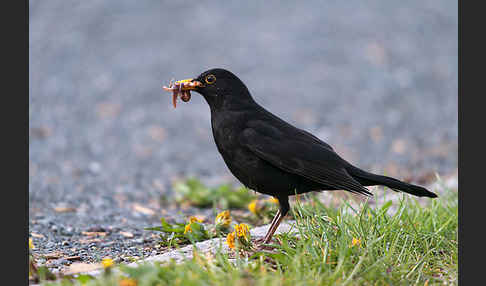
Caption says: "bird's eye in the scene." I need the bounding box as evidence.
[205,74,216,84]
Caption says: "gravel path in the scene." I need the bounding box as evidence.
[29,0,457,274]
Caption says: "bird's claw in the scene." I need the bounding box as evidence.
[252,237,276,251]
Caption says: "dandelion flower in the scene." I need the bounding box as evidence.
[351,237,361,248]
[102,257,114,268]
[226,231,236,249]
[189,216,203,224]
[248,200,258,214]
[235,223,250,239]
[29,238,35,250]
[119,278,137,286]
[215,210,231,226]
[184,223,192,234]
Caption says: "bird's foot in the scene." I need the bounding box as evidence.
[253,237,277,251]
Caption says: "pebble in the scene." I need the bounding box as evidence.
[133,238,144,244]
[101,242,115,247]
[45,242,55,248]
[52,259,69,266]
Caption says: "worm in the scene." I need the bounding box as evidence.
[163,81,192,108]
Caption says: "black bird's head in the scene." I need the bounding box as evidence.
[163,68,255,110]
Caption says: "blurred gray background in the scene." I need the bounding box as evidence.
[29,0,457,241]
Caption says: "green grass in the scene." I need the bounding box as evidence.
[39,184,457,286]
[172,178,257,209]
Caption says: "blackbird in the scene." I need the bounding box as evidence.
[165,68,437,244]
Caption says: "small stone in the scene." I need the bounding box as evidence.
[101,242,114,247]
[52,258,69,267]
[133,238,144,244]
[45,242,55,248]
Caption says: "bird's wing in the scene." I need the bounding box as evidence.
[241,127,372,197]
[254,109,335,151]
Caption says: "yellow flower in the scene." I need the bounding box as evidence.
[235,223,250,239]
[102,257,114,268]
[248,200,258,214]
[29,238,35,250]
[267,197,279,204]
[226,231,236,249]
[351,237,361,248]
[215,210,231,226]
[184,223,192,234]
[184,216,203,234]
[119,278,137,286]
[189,216,203,224]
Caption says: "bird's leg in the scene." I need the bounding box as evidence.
[268,209,281,230]
[262,211,283,244]
[262,209,281,243]
[262,197,290,244]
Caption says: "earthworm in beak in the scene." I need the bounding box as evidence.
[162,79,202,108]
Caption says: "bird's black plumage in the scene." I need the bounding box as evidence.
[183,68,437,243]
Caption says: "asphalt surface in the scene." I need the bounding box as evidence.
[29,0,457,273]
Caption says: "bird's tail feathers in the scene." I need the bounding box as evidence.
[346,165,438,198]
